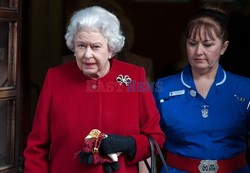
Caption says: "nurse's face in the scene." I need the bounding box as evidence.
[186,26,228,73]
[74,30,112,79]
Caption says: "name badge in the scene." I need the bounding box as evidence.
[160,90,185,103]
[169,90,185,97]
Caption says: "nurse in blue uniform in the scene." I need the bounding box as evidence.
[155,4,250,173]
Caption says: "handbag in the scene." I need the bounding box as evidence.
[144,136,169,173]
[74,129,113,164]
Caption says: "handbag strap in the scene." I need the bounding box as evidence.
[149,136,156,173]
[145,136,169,173]
[144,158,151,172]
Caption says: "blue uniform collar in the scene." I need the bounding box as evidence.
[181,64,227,89]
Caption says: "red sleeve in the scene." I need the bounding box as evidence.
[129,67,165,164]
[23,69,53,173]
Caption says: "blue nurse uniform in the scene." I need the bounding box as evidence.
[155,65,250,173]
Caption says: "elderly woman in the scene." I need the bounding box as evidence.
[155,4,250,173]
[24,6,165,173]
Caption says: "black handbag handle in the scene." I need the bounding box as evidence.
[144,136,169,173]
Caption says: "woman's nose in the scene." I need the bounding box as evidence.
[84,47,93,59]
[195,44,203,55]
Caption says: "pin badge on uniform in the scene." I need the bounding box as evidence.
[116,74,132,86]
[201,105,209,118]
[190,89,196,97]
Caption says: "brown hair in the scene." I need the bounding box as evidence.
[185,4,229,42]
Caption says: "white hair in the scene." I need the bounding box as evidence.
[65,6,125,56]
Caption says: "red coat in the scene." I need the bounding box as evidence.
[24,59,165,173]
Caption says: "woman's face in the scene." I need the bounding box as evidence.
[186,26,228,73]
[74,30,112,79]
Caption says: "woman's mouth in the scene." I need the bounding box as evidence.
[85,63,95,66]
[83,62,96,68]
[194,58,205,62]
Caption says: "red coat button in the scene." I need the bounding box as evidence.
[91,84,97,90]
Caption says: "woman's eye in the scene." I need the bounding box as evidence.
[78,44,85,48]
[76,44,84,49]
[188,41,196,46]
[93,45,100,50]
[204,43,212,47]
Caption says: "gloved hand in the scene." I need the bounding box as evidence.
[103,162,120,173]
[79,151,93,164]
[100,134,136,159]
